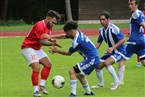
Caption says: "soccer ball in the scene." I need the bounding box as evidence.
[52,75,65,89]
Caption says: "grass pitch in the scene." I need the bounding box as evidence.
[0,37,145,97]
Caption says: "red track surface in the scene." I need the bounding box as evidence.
[0,28,129,37]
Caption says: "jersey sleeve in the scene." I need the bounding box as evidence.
[34,23,45,39]
[132,10,144,24]
[116,31,124,40]
[69,46,77,53]
[111,24,120,35]
[69,41,79,53]
[97,30,103,43]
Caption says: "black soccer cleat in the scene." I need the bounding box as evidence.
[69,93,77,97]
[84,91,95,96]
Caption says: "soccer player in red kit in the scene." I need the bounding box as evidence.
[136,2,145,67]
[21,10,65,97]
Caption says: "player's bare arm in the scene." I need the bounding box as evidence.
[95,42,102,49]
[50,47,72,56]
[39,39,54,46]
[40,33,62,47]
[39,39,61,48]
[51,34,66,39]
[107,38,125,53]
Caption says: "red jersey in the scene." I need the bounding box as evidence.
[21,20,52,50]
[143,10,145,16]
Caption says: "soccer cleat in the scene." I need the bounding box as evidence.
[69,93,77,97]
[136,62,141,67]
[39,86,49,95]
[33,91,41,97]
[110,82,124,85]
[110,81,121,90]
[84,91,95,95]
[91,83,104,88]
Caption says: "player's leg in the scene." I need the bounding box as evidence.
[69,67,77,97]
[140,57,145,67]
[39,57,51,94]
[91,62,105,88]
[118,59,125,84]
[37,49,52,95]
[77,74,94,95]
[21,48,41,97]
[136,55,141,67]
[30,63,41,97]
[75,58,100,95]
[105,57,121,90]
[137,47,145,67]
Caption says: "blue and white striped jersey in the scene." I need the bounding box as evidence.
[97,23,126,55]
[69,30,99,59]
[125,10,145,59]
[128,9,145,43]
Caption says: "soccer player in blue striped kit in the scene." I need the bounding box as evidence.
[91,11,126,90]
[126,0,145,65]
[50,21,100,97]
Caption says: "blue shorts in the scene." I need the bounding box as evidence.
[126,42,145,59]
[73,57,100,76]
[100,53,124,63]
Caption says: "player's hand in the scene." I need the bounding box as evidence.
[107,47,113,53]
[49,46,58,54]
[49,38,56,42]
[53,40,62,48]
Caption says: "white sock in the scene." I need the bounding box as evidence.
[40,79,46,86]
[82,83,91,94]
[118,65,125,82]
[106,65,120,83]
[96,69,104,85]
[70,80,77,95]
[33,86,39,93]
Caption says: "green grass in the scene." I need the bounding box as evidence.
[0,25,33,31]
[0,23,129,31]
[0,37,144,97]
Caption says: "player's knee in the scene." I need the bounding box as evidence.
[30,63,40,72]
[141,63,145,67]
[104,61,110,66]
[97,63,105,70]
[32,67,40,72]
[140,58,145,67]
[44,64,52,68]
[69,68,76,75]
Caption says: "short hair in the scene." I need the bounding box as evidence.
[47,10,61,22]
[63,21,78,32]
[129,0,139,5]
[99,11,111,19]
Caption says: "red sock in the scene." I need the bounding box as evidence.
[32,71,39,86]
[41,66,51,80]
[137,56,140,62]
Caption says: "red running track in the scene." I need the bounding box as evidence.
[0,28,129,37]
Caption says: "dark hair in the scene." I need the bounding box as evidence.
[99,11,111,19]
[47,10,61,22]
[63,21,78,32]
[129,0,139,5]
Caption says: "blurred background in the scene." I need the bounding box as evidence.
[0,0,145,24]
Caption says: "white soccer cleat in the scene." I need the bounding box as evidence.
[110,81,121,90]
[91,83,104,88]
[33,91,41,97]
[39,86,49,95]
[110,82,124,85]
